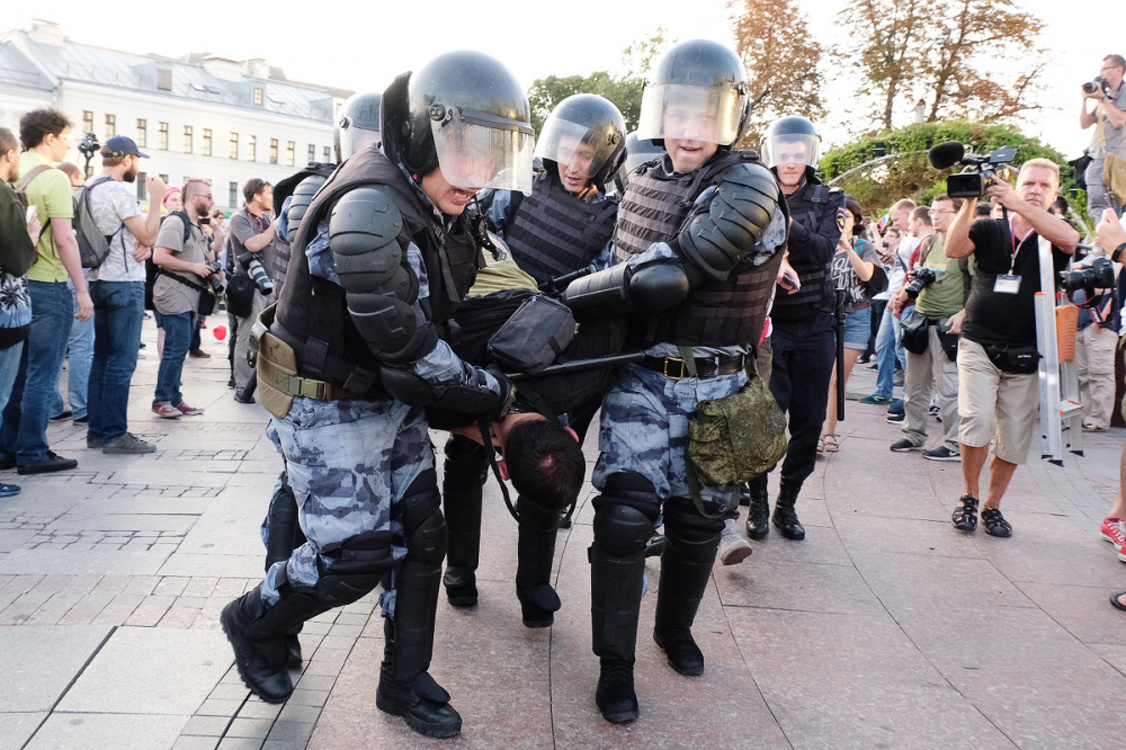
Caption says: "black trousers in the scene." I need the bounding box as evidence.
[769,311,836,485]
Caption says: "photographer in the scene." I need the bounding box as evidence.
[888,195,968,462]
[227,178,277,401]
[151,179,216,419]
[1069,221,1121,432]
[1079,55,1126,217]
[945,160,1079,537]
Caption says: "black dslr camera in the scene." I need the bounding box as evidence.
[1083,77,1111,96]
[1059,258,1115,299]
[237,252,274,295]
[76,132,100,159]
[205,261,225,294]
[928,142,1016,199]
[905,267,941,299]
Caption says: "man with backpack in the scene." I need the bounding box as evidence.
[84,135,168,454]
[0,108,92,475]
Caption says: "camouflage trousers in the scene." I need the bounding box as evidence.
[592,364,745,510]
[261,396,434,607]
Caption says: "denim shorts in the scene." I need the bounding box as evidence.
[842,306,871,350]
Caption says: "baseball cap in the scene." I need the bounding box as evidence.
[104,135,148,159]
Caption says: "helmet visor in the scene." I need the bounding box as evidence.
[535,118,616,187]
[430,107,535,195]
[761,133,821,170]
[636,84,743,146]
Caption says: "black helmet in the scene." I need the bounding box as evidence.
[335,92,382,162]
[622,131,665,174]
[760,116,822,170]
[535,94,626,191]
[381,51,535,194]
[636,39,750,148]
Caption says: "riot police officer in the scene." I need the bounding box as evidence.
[562,39,787,724]
[220,51,534,740]
[441,94,626,629]
[749,116,843,541]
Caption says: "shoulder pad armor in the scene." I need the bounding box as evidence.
[287,174,328,237]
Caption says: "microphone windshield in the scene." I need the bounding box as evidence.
[928,142,965,170]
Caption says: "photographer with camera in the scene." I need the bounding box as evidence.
[944,159,1079,537]
[227,178,277,402]
[888,195,969,461]
[151,179,217,420]
[1079,55,1126,218]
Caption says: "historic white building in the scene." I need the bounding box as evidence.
[0,21,350,212]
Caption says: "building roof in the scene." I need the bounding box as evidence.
[0,24,352,123]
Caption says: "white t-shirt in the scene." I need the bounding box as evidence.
[873,235,920,300]
[85,176,145,283]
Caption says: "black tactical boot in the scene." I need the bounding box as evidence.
[653,520,721,677]
[515,497,561,628]
[744,473,771,540]
[596,656,638,724]
[220,586,293,704]
[376,620,462,738]
[284,627,302,669]
[441,436,486,607]
[773,478,806,540]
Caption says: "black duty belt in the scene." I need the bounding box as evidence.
[640,354,745,380]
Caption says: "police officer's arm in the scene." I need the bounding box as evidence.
[787,189,842,266]
[325,186,511,416]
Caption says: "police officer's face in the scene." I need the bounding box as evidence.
[420,167,478,215]
[556,137,595,194]
[774,141,808,189]
[663,103,720,173]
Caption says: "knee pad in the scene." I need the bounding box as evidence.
[593,504,655,559]
[593,472,661,519]
[663,497,725,537]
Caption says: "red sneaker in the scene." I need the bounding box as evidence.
[176,402,204,416]
[1101,518,1126,547]
[152,403,182,419]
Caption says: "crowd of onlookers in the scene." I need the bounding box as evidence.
[0,108,281,498]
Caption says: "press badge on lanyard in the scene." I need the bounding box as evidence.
[995,223,1029,294]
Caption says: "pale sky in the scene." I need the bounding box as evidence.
[7,1,1118,157]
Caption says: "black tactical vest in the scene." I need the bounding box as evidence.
[503,171,618,286]
[275,148,482,396]
[614,151,785,347]
[771,180,840,320]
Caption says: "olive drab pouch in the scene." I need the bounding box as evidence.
[257,330,298,420]
[487,293,575,374]
[687,366,788,487]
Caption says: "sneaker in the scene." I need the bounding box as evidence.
[887,399,904,411]
[886,411,905,425]
[49,410,72,421]
[176,402,204,416]
[0,483,20,498]
[981,507,1012,538]
[718,523,753,566]
[152,403,182,419]
[952,495,979,532]
[1118,542,1126,564]
[929,404,941,421]
[890,438,923,452]
[859,394,893,405]
[17,451,78,475]
[103,432,156,455]
[1083,422,1107,432]
[893,370,904,387]
[1101,518,1126,547]
[923,446,960,462]
[86,435,104,449]
[188,348,211,358]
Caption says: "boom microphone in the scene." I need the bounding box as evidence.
[928,141,965,170]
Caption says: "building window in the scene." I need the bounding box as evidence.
[159,173,169,185]
[247,135,256,162]
[229,132,239,160]
[253,87,264,106]
[324,146,331,163]
[105,114,116,139]
[269,138,278,165]
[136,119,147,148]
[157,68,172,91]
[159,122,169,150]
[183,125,193,154]
[307,144,316,163]
[286,141,295,167]
[203,128,212,157]
[137,172,148,200]
[83,110,94,136]
[229,181,238,207]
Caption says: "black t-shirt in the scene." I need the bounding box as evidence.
[961,218,1069,347]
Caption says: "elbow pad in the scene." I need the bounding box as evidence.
[380,365,513,419]
[561,262,689,320]
[673,162,781,282]
[328,187,432,364]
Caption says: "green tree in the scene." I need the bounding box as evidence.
[729,0,825,148]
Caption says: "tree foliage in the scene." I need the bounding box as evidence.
[728,0,825,149]
[820,120,1077,220]
[837,0,1045,131]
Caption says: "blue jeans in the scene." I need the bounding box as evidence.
[0,281,74,464]
[88,281,145,442]
[0,342,23,414]
[154,311,193,407]
[874,305,905,399]
[52,286,94,420]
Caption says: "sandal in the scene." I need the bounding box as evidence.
[1110,592,1126,612]
[821,434,839,453]
[952,494,978,532]
[981,507,1012,538]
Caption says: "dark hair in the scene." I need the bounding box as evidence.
[911,205,933,227]
[931,193,963,212]
[0,127,18,155]
[242,178,270,204]
[974,203,993,218]
[1052,195,1069,214]
[505,419,585,513]
[19,108,71,150]
[843,195,866,236]
[100,145,128,168]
